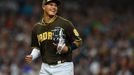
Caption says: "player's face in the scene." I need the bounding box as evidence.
[43,2,58,16]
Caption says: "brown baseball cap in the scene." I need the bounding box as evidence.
[42,0,60,6]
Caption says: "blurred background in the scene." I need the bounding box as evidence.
[0,0,134,75]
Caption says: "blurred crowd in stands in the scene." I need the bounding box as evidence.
[0,0,134,75]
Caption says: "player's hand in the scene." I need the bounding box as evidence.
[25,55,32,64]
[61,45,68,53]
[53,43,68,54]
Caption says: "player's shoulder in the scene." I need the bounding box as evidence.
[57,16,74,28]
[57,16,72,24]
[32,22,40,29]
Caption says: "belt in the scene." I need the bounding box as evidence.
[47,60,71,65]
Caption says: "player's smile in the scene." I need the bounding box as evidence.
[49,8,57,15]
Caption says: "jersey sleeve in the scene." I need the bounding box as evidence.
[31,26,40,48]
[65,21,82,43]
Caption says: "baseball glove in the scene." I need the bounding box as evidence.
[52,27,65,54]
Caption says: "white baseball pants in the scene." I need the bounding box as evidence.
[39,62,74,75]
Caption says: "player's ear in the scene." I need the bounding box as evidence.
[42,5,45,10]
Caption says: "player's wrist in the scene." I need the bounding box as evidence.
[30,48,40,60]
[30,55,33,60]
[69,43,78,51]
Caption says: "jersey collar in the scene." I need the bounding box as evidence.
[42,15,57,25]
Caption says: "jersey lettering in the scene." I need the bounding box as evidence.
[37,32,53,42]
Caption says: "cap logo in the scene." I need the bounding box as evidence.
[47,0,51,2]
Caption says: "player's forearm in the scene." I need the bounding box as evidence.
[69,40,82,50]
[30,48,40,60]
[62,40,82,53]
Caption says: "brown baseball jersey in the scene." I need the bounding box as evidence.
[31,16,81,64]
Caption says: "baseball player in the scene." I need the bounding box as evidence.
[25,0,82,75]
